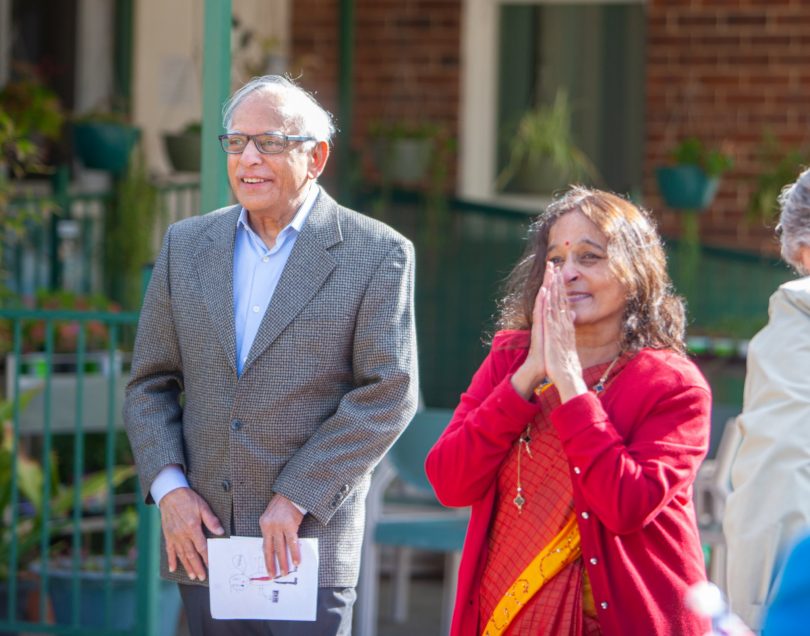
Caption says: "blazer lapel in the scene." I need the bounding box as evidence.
[243,190,342,372]
[193,205,241,373]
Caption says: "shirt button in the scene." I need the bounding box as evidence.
[573,466,581,475]
[581,511,589,520]
[252,305,260,313]
[589,557,598,565]
[600,601,608,610]
[262,256,269,263]
[222,479,232,492]
[231,420,242,431]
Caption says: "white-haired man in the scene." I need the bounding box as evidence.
[124,75,419,635]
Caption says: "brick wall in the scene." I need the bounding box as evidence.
[645,0,810,255]
[292,1,808,256]
[291,0,461,190]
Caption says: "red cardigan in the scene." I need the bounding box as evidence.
[425,331,712,636]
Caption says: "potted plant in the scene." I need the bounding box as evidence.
[369,120,441,185]
[2,387,181,634]
[163,120,202,173]
[2,290,127,438]
[496,89,600,195]
[656,137,734,211]
[0,397,136,628]
[72,111,140,176]
[42,505,181,635]
[657,138,734,303]
[0,391,50,627]
[0,67,66,166]
[0,69,65,300]
[105,146,160,309]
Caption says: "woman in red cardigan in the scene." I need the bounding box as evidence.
[425,187,711,636]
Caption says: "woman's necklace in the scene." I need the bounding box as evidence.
[514,354,623,513]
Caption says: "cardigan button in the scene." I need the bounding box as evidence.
[589,557,598,566]
[573,466,581,475]
[580,511,589,520]
[600,601,608,610]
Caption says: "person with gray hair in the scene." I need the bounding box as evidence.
[124,74,418,635]
[723,166,810,633]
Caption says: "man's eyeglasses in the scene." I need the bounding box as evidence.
[218,132,316,155]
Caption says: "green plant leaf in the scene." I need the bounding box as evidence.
[669,137,733,178]
[496,89,601,190]
[747,131,809,223]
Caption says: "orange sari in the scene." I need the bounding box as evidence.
[478,365,611,636]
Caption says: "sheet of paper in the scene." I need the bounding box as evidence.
[207,536,319,621]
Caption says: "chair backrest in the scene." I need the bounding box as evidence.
[387,407,454,496]
[712,415,743,498]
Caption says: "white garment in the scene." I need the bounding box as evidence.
[723,276,810,631]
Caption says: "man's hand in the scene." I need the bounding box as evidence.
[159,487,224,581]
[260,493,305,578]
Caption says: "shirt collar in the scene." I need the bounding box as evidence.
[235,183,319,240]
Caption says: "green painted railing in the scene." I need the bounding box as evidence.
[361,191,790,409]
[7,178,200,297]
[0,308,169,636]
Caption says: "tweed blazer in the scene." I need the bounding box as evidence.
[124,188,419,587]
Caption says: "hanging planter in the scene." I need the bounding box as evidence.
[655,137,733,212]
[163,122,202,173]
[497,90,600,196]
[655,165,719,211]
[370,121,440,186]
[72,120,140,175]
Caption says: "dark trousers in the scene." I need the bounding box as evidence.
[178,583,356,636]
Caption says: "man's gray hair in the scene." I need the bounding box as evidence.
[777,166,810,274]
[222,75,335,145]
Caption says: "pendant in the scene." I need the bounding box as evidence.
[513,493,525,511]
[593,381,605,394]
[521,426,533,457]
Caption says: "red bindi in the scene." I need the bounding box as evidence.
[564,241,570,246]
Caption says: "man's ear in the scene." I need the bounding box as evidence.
[307,141,330,179]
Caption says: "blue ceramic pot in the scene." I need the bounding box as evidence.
[656,165,719,210]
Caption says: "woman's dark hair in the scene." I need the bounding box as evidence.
[496,186,686,354]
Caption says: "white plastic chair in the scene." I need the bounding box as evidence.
[694,415,742,589]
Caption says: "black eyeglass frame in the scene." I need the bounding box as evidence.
[218,132,317,155]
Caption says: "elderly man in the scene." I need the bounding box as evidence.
[124,75,418,635]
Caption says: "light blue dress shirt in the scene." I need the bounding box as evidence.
[233,186,316,376]
[150,185,319,506]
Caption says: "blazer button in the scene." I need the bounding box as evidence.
[231,420,242,431]
[222,479,232,492]
[340,484,350,495]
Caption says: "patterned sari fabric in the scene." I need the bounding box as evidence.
[478,363,615,636]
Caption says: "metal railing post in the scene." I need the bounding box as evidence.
[200,0,232,214]
[49,164,70,290]
[135,496,162,636]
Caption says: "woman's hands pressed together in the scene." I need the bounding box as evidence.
[511,263,588,402]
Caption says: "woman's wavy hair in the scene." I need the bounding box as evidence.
[496,186,686,354]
